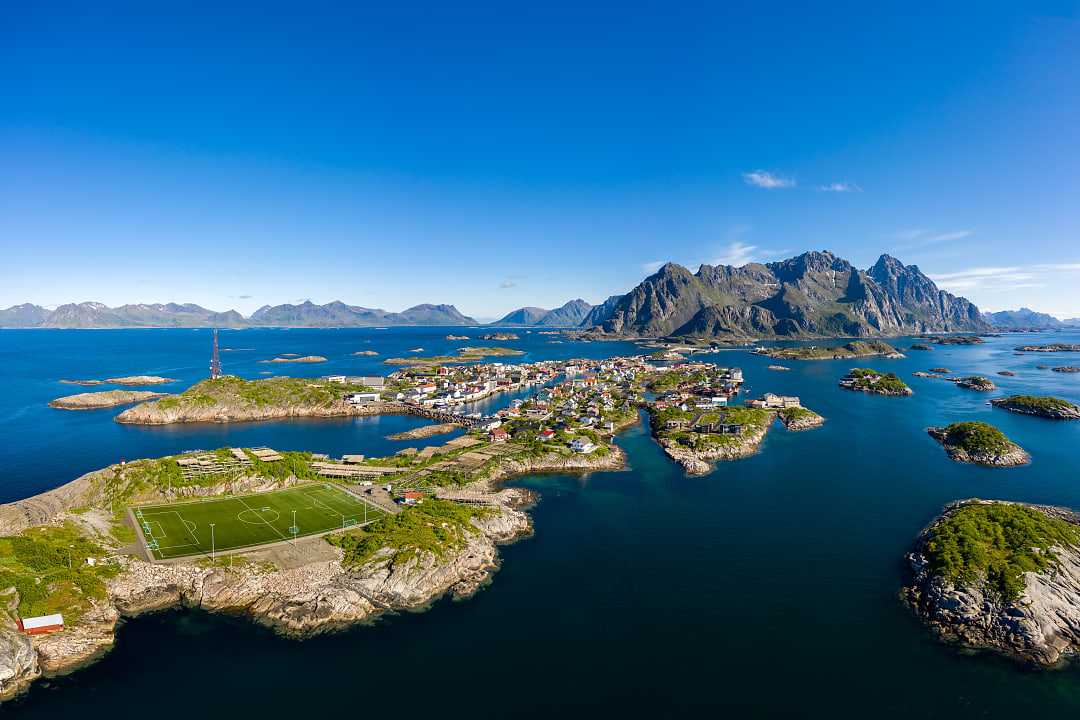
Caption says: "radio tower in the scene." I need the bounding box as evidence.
[210,329,222,379]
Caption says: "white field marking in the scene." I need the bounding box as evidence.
[237,508,281,525]
[234,495,289,542]
[145,520,166,538]
[303,488,367,523]
[140,510,203,548]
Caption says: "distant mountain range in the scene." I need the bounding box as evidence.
[981,308,1070,330]
[4,251,1071,337]
[0,301,476,328]
[490,299,594,327]
[588,251,991,338]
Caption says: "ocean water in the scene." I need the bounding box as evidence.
[4,328,1080,717]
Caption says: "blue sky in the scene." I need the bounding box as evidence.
[2,2,1079,318]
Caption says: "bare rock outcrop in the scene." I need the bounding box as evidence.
[903,501,1080,667]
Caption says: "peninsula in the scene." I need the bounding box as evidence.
[0,355,654,700]
[926,421,1029,466]
[903,500,1080,667]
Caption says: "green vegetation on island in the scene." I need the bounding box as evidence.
[927,421,1029,467]
[923,503,1080,600]
[116,375,380,424]
[936,422,1011,455]
[384,346,524,366]
[327,499,493,567]
[839,368,912,395]
[755,340,900,361]
[0,524,119,622]
[990,395,1080,420]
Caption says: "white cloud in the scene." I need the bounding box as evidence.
[818,182,861,193]
[743,170,795,189]
[930,263,1080,293]
[498,280,516,289]
[710,241,761,266]
[642,260,666,273]
[892,229,974,250]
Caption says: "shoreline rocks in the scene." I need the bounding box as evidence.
[49,390,167,410]
[954,375,996,392]
[261,355,328,363]
[990,395,1080,420]
[659,422,770,475]
[0,499,531,701]
[903,500,1080,667]
[927,423,1029,467]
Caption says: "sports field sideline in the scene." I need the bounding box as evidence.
[132,483,385,560]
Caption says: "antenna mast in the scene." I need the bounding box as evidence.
[210,329,222,379]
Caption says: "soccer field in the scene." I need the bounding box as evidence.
[132,484,384,560]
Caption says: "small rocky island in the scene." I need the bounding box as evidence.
[262,355,328,363]
[954,375,996,392]
[903,500,1080,667]
[838,368,913,396]
[926,421,1029,466]
[910,343,933,351]
[60,375,174,386]
[925,335,984,345]
[352,350,379,356]
[49,390,168,410]
[990,395,1080,420]
[1015,343,1080,353]
[481,332,519,341]
[755,340,901,361]
[1053,366,1080,373]
[384,347,524,367]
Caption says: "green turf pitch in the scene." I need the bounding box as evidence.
[133,484,383,560]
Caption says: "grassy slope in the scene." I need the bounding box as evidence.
[0,524,118,622]
[925,503,1080,600]
[327,499,493,567]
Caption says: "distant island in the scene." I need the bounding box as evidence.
[926,421,1029,466]
[59,375,174,386]
[383,347,524,367]
[754,340,901,361]
[990,395,1080,420]
[954,375,996,392]
[261,355,328,364]
[839,368,913,396]
[49,390,167,410]
[1015,343,1080,353]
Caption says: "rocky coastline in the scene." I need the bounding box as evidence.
[659,422,769,475]
[990,396,1080,420]
[0,479,531,701]
[116,398,409,425]
[386,422,461,440]
[902,500,1080,667]
[926,424,1029,467]
[777,407,825,431]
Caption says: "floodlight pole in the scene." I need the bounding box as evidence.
[210,523,216,561]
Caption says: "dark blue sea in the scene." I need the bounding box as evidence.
[3,327,1080,717]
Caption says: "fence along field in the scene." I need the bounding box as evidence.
[132,484,384,560]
